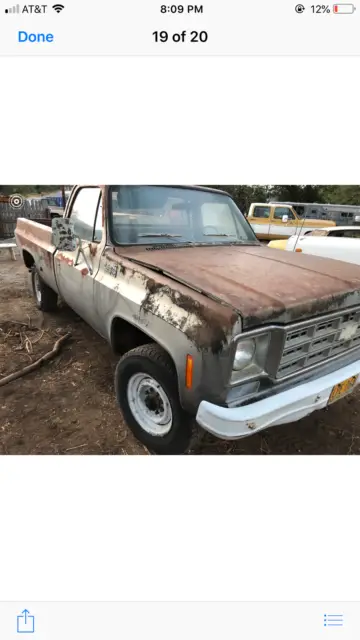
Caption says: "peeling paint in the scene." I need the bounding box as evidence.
[104,261,118,278]
[57,253,74,267]
[141,279,237,354]
[100,248,237,353]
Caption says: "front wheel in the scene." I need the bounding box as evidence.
[115,343,194,454]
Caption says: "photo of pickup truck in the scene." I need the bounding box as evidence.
[10,184,360,454]
[247,202,336,240]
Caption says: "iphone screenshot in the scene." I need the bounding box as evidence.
[0,1,359,638]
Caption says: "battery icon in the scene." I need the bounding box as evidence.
[333,3,356,12]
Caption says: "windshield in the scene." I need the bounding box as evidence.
[109,186,258,246]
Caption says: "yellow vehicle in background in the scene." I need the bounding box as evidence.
[268,238,288,250]
[246,203,336,240]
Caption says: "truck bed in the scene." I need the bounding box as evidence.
[15,217,58,294]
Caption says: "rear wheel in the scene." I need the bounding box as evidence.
[31,266,58,312]
[115,343,194,454]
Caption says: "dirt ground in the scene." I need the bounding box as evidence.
[1,250,360,455]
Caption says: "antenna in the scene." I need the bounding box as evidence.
[293,205,307,252]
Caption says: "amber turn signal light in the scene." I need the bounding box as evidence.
[185,354,193,389]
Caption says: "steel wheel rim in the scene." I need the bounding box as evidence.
[34,272,42,304]
[127,373,173,436]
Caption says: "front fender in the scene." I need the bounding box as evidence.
[96,254,241,412]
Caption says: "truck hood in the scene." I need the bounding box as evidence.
[117,244,360,328]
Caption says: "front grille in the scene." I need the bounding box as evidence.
[277,308,360,378]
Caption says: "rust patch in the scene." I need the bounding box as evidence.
[57,253,74,267]
[141,279,238,354]
[245,289,360,328]
[81,268,89,277]
[104,261,118,278]
[104,247,238,352]
[104,250,118,263]
[89,243,98,257]
[116,244,360,328]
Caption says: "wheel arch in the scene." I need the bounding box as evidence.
[110,315,179,380]
[22,249,35,269]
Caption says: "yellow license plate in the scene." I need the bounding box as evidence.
[328,375,358,405]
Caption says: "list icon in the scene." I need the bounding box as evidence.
[324,613,344,627]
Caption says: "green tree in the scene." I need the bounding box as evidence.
[209,185,270,213]
[268,185,323,203]
[319,185,360,205]
[0,185,61,196]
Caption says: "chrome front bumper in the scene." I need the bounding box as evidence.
[196,358,360,440]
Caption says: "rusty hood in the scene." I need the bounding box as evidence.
[116,244,360,328]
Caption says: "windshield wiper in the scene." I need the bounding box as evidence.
[202,233,237,237]
[138,233,183,238]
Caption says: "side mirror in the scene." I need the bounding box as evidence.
[51,217,77,251]
[282,214,289,223]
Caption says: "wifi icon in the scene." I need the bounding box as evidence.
[52,3,64,12]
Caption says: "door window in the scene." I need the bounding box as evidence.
[330,229,360,239]
[306,229,329,237]
[274,206,295,220]
[252,206,270,218]
[69,187,102,242]
[94,197,103,242]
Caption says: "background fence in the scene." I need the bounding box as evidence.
[0,200,51,238]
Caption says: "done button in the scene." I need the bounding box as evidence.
[18,31,54,42]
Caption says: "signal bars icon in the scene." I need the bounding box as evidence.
[4,4,19,12]
[4,3,66,11]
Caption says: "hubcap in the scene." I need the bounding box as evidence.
[34,272,42,304]
[127,373,173,436]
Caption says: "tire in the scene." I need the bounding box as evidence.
[31,266,58,312]
[115,343,194,454]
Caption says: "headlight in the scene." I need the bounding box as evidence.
[233,339,256,371]
[231,332,271,383]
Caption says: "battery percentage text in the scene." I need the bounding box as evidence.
[311,5,331,11]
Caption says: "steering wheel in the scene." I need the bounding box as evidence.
[202,225,220,235]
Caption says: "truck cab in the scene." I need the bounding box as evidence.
[247,203,336,240]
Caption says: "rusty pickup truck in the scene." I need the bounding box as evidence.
[15,185,360,454]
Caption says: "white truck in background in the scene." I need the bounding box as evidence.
[269,226,360,266]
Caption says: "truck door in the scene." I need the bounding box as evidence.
[53,186,105,333]
[247,205,271,239]
[268,206,298,239]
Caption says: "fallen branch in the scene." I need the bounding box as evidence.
[0,332,71,387]
[65,443,87,452]
[31,330,45,345]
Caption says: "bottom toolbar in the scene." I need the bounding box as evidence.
[0,601,359,639]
